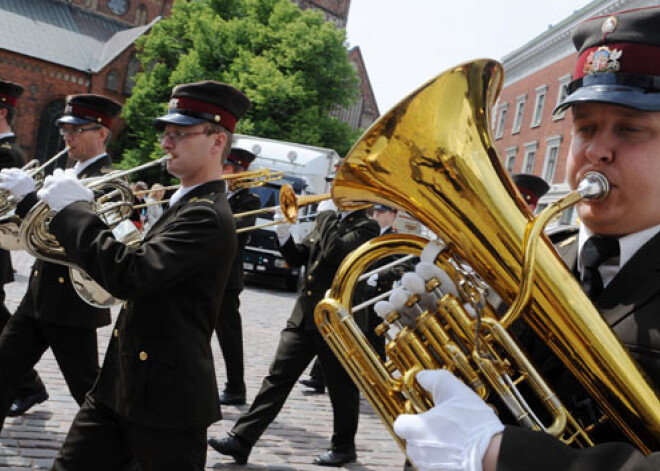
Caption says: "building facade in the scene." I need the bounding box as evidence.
[494,0,655,223]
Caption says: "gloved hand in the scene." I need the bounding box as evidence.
[37,168,93,212]
[274,207,291,244]
[393,369,504,471]
[317,198,338,214]
[0,168,35,201]
[367,272,379,287]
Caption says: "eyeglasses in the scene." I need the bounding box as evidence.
[158,130,208,143]
[59,126,102,137]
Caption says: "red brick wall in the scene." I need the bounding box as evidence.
[64,0,174,26]
[0,47,137,159]
[495,54,576,184]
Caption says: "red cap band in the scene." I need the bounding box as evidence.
[0,92,17,107]
[68,104,114,128]
[169,97,238,132]
[575,42,660,80]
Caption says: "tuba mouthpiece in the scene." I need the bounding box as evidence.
[577,171,610,201]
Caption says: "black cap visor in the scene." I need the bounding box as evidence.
[554,73,660,114]
[56,115,95,127]
[153,112,206,131]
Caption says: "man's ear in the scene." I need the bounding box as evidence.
[213,131,228,153]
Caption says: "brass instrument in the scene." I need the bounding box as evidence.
[313,59,660,463]
[19,156,171,308]
[234,183,331,234]
[131,168,284,210]
[0,147,70,250]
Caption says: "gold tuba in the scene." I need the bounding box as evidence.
[314,59,660,461]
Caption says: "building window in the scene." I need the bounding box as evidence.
[105,69,119,92]
[542,135,562,182]
[109,0,129,16]
[531,85,548,128]
[553,74,572,121]
[523,141,538,174]
[512,95,526,134]
[505,146,517,172]
[495,103,508,139]
[135,4,148,25]
[123,54,140,96]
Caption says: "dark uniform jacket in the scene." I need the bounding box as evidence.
[226,188,260,291]
[49,180,236,429]
[279,208,379,330]
[14,156,112,328]
[0,135,23,285]
[499,228,660,470]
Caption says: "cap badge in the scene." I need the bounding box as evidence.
[601,16,618,34]
[584,46,622,75]
[168,98,179,109]
[64,104,72,114]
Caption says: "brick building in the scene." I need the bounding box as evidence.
[494,0,655,223]
[0,0,171,163]
[0,0,377,165]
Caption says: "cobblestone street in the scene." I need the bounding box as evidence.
[0,251,404,470]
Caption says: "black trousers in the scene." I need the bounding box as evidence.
[0,285,44,399]
[215,289,245,393]
[0,313,99,430]
[52,396,207,471]
[232,324,359,452]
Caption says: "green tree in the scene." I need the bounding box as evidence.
[120,0,361,168]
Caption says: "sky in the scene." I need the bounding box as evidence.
[345,0,593,113]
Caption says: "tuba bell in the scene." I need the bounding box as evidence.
[313,59,660,462]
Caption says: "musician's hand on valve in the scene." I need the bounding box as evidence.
[37,168,93,212]
[393,369,504,471]
[274,207,292,244]
[0,168,35,201]
[317,198,338,214]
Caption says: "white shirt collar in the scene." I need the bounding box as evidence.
[380,225,391,235]
[169,183,203,207]
[73,153,107,176]
[577,223,660,287]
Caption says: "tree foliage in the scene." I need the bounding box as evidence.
[120,0,361,167]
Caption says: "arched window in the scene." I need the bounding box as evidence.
[105,69,119,92]
[135,4,148,25]
[35,99,67,168]
[123,53,140,96]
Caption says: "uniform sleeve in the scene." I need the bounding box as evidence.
[279,235,308,268]
[318,217,379,264]
[498,426,660,471]
[49,200,232,300]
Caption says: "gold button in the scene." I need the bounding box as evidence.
[58,277,65,284]
[307,275,313,281]
[113,329,119,338]
[123,301,128,309]
[139,351,148,361]
[307,290,312,296]
[33,270,38,276]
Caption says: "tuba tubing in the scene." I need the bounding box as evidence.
[315,58,660,457]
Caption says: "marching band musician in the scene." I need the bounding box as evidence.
[0,78,49,417]
[38,81,248,471]
[215,147,261,406]
[393,6,660,471]
[209,191,379,467]
[0,94,120,431]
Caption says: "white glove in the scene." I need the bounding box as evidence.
[393,369,504,471]
[37,168,93,212]
[274,207,291,244]
[0,168,35,201]
[317,198,338,214]
[367,272,379,287]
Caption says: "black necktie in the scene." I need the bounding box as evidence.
[581,236,620,298]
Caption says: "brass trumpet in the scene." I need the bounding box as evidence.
[0,147,70,250]
[234,183,332,234]
[19,155,171,308]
